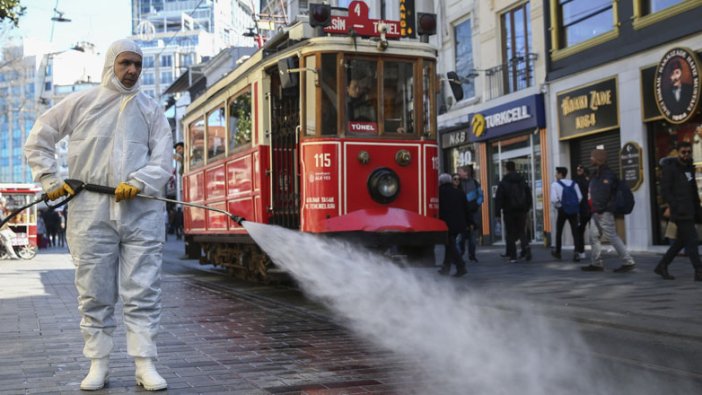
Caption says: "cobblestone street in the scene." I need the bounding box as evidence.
[1,239,701,394]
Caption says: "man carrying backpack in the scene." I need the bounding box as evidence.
[550,167,583,261]
[495,161,532,263]
[581,149,636,273]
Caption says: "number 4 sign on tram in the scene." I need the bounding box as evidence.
[324,1,401,38]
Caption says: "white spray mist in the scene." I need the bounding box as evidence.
[243,222,668,394]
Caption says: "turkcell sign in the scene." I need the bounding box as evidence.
[469,94,545,142]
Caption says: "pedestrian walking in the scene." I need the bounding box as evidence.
[581,149,636,273]
[495,161,532,263]
[573,164,591,260]
[654,142,702,281]
[457,165,482,262]
[25,39,172,391]
[550,166,583,261]
[438,173,468,277]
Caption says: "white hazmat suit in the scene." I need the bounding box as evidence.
[24,40,172,370]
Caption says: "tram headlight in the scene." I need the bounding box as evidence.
[367,168,400,204]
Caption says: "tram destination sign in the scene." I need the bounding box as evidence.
[324,1,401,38]
[557,77,619,140]
[620,142,643,191]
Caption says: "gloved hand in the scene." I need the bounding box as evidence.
[46,182,77,200]
[115,182,140,202]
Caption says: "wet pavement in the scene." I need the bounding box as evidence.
[1,238,701,394]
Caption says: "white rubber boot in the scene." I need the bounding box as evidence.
[80,358,109,390]
[135,357,167,391]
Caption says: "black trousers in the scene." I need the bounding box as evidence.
[555,209,582,254]
[659,220,702,271]
[575,214,590,254]
[505,212,528,260]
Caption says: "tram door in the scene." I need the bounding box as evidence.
[268,61,300,229]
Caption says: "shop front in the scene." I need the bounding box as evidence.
[641,47,702,245]
[467,94,547,245]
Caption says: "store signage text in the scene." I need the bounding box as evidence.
[557,78,618,140]
[399,0,415,38]
[484,105,531,128]
[441,129,467,148]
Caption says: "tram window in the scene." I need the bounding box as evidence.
[207,107,226,161]
[320,54,337,136]
[228,91,252,151]
[188,118,205,169]
[422,62,434,136]
[345,58,378,135]
[305,56,317,136]
[383,61,414,134]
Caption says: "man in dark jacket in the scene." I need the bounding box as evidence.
[581,149,636,272]
[495,161,532,263]
[438,173,468,277]
[654,142,702,281]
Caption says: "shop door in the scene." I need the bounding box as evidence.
[489,131,544,244]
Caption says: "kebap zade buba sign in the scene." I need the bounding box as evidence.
[654,47,702,124]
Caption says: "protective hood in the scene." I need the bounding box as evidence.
[101,39,143,94]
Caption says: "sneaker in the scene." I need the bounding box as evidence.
[453,269,467,278]
[581,264,604,272]
[613,264,636,273]
[509,259,519,263]
[438,268,449,275]
[573,254,581,262]
[469,256,478,263]
[551,250,561,260]
[579,252,587,259]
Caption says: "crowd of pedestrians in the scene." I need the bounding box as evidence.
[436,145,702,282]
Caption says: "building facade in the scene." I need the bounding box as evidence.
[131,0,256,99]
[435,0,550,245]
[545,0,702,251]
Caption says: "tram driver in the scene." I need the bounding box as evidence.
[346,75,376,123]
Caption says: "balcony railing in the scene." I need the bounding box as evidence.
[483,53,538,101]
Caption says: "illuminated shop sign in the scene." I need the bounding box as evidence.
[468,94,545,142]
[557,77,618,140]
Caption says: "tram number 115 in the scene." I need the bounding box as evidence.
[314,153,332,168]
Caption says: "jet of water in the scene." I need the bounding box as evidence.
[242,222,673,394]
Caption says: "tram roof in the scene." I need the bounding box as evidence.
[185,19,438,117]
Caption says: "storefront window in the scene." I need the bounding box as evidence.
[557,0,613,48]
[489,131,543,243]
[648,116,702,244]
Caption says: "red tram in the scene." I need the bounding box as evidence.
[180,2,446,281]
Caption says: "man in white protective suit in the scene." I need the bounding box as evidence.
[24,39,172,391]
